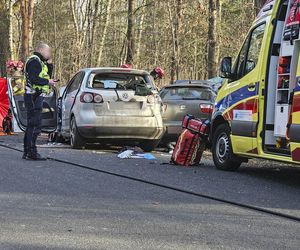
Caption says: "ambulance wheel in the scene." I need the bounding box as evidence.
[70,116,85,149]
[212,123,242,171]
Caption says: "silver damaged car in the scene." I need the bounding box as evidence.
[8,68,165,151]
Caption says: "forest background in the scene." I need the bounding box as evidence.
[0,0,267,86]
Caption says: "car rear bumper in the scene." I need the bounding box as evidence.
[76,115,165,140]
[161,122,182,142]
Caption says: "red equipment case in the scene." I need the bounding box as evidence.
[182,114,210,137]
[171,129,206,166]
[0,78,9,134]
[171,115,210,166]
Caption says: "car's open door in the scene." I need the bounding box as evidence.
[7,78,58,133]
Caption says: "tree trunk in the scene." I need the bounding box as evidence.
[0,0,9,74]
[97,0,112,66]
[52,0,58,74]
[168,0,182,83]
[20,0,35,60]
[135,7,145,68]
[174,0,182,80]
[167,2,177,84]
[88,0,100,66]
[69,0,80,69]
[7,0,14,59]
[207,0,220,79]
[126,0,134,65]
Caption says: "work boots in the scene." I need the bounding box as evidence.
[25,148,47,161]
[26,152,47,161]
[22,147,28,159]
[22,152,28,159]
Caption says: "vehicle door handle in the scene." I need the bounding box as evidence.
[248,83,256,91]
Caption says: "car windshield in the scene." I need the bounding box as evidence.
[87,72,155,90]
[160,87,213,101]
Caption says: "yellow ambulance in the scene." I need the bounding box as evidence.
[211,0,300,170]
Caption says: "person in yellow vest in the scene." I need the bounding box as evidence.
[23,43,56,160]
[12,78,25,96]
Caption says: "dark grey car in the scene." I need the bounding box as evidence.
[160,81,216,143]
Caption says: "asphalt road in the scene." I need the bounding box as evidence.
[0,134,299,250]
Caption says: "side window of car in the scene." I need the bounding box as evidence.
[65,79,75,95]
[66,72,84,95]
[159,89,167,99]
[233,23,266,80]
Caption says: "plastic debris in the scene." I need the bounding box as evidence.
[117,148,156,160]
[117,150,134,159]
[137,153,156,160]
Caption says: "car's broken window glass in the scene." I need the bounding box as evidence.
[88,73,154,91]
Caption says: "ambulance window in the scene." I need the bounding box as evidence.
[236,37,250,79]
[234,23,266,80]
[245,23,266,74]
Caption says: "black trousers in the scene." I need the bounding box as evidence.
[24,93,44,154]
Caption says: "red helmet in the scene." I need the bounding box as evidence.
[6,60,15,68]
[153,67,165,78]
[17,61,24,69]
[120,64,132,69]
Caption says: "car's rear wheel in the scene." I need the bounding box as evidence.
[70,116,85,149]
[212,123,242,171]
[140,139,160,152]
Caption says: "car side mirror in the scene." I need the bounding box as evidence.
[219,57,233,79]
[246,59,256,73]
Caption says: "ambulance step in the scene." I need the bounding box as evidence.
[265,146,291,156]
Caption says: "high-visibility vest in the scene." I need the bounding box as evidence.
[25,55,50,94]
[13,78,25,96]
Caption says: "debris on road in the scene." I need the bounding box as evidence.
[117,149,135,159]
[117,147,156,160]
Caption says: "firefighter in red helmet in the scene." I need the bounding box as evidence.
[120,64,132,69]
[150,67,165,81]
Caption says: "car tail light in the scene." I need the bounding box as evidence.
[93,94,103,103]
[200,104,213,114]
[81,93,94,103]
[80,92,103,103]
[147,95,155,104]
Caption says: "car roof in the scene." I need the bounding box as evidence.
[164,80,213,89]
[80,67,150,75]
[174,80,211,84]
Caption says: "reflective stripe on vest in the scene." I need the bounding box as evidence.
[25,55,50,94]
